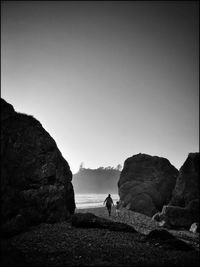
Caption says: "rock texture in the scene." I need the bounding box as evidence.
[1,98,75,235]
[72,212,137,233]
[145,229,193,251]
[170,153,199,207]
[118,153,179,217]
[154,203,199,229]
[157,153,199,229]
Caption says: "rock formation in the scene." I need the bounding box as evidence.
[145,229,193,251]
[156,153,199,229]
[170,153,199,207]
[118,153,179,217]
[1,98,75,236]
[72,213,137,233]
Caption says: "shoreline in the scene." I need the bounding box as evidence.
[75,193,120,210]
[76,205,108,210]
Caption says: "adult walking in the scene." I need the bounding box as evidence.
[103,194,114,216]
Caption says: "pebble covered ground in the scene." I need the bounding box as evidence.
[79,206,199,246]
[1,206,199,267]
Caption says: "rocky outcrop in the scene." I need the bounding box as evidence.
[72,213,137,233]
[155,153,199,229]
[153,202,199,229]
[118,153,179,217]
[1,98,75,236]
[145,229,193,251]
[170,153,199,207]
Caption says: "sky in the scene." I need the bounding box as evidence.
[1,1,199,174]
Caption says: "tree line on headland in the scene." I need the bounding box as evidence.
[73,164,122,194]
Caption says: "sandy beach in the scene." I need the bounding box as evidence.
[1,206,199,267]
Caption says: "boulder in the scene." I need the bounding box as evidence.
[72,212,137,233]
[159,153,199,229]
[158,205,196,228]
[160,238,194,251]
[1,98,75,236]
[170,153,199,207]
[145,229,193,251]
[1,214,27,238]
[155,200,199,229]
[118,153,178,217]
[146,229,176,241]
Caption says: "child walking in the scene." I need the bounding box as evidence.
[115,201,120,218]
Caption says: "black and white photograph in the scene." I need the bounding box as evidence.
[1,1,199,266]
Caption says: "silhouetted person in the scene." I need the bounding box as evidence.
[103,194,114,216]
[115,201,120,217]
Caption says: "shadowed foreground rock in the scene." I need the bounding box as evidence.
[72,212,137,233]
[146,229,176,241]
[1,98,75,237]
[145,229,194,251]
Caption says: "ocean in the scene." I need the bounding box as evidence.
[75,193,119,209]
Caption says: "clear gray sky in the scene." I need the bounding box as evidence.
[1,1,199,173]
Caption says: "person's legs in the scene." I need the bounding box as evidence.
[106,206,109,215]
[107,205,111,216]
[108,207,111,216]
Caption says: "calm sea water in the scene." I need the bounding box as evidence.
[75,193,119,209]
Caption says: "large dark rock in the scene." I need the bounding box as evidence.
[157,153,199,229]
[146,229,176,241]
[145,229,193,251]
[157,203,199,229]
[118,153,179,217]
[170,153,199,207]
[1,98,75,236]
[72,212,137,233]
